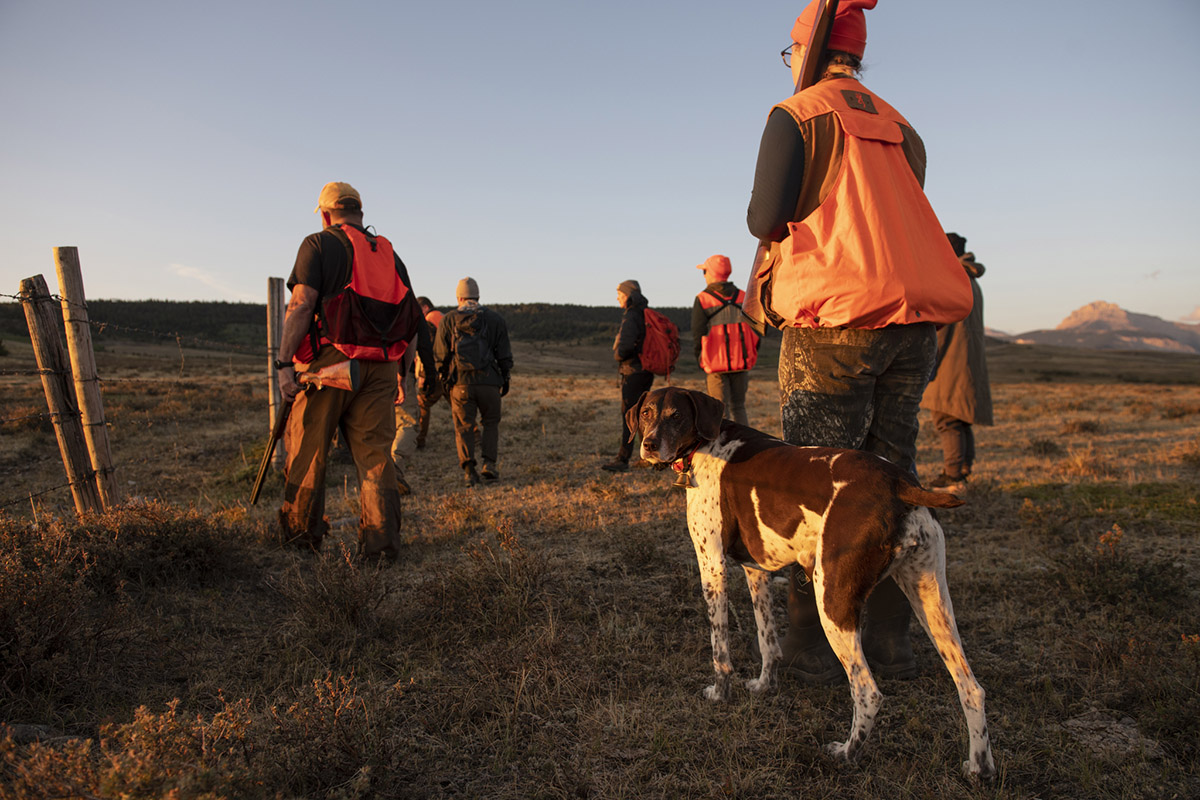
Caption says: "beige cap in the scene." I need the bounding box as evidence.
[314,181,362,213]
[457,277,479,299]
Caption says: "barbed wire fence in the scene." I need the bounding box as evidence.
[0,267,281,514]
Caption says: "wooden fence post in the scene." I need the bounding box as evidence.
[267,277,286,469]
[19,274,102,515]
[53,247,118,510]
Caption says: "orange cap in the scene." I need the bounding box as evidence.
[791,0,877,58]
[697,254,732,281]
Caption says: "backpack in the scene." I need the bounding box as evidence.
[452,310,495,377]
[640,308,681,378]
[698,290,760,374]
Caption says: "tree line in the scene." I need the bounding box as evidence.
[0,299,696,348]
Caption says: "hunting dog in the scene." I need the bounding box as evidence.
[627,387,995,779]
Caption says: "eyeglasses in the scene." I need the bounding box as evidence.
[781,43,798,68]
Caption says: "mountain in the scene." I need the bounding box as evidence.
[1014,301,1200,354]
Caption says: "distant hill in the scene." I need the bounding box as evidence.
[1015,301,1200,354]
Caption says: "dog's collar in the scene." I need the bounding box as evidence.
[671,441,703,489]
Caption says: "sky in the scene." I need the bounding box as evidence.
[1,0,1198,335]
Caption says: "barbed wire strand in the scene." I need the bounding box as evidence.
[1,290,267,509]
[1,290,262,355]
[0,479,80,510]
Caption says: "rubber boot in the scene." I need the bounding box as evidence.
[862,577,918,679]
[779,566,843,685]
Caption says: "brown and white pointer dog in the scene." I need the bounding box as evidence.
[627,387,995,779]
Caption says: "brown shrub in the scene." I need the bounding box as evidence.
[1061,418,1105,435]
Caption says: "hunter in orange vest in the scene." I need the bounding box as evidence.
[690,254,759,426]
[745,0,972,687]
[276,181,434,562]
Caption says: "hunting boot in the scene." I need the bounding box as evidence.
[862,577,918,679]
[779,566,843,685]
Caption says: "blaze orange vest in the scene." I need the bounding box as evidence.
[697,288,759,374]
[762,79,972,329]
[296,224,419,363]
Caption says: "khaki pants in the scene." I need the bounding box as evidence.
[391,367,418,476]
[704,371,750,426]
[280,349,403,557]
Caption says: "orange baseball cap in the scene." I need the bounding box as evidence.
[697,254,732,281]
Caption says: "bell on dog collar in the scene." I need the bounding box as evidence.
[673,469,697,490]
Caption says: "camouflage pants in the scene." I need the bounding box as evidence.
[778,323,936,474]
[280,349,403,557]
[779,323,937,649]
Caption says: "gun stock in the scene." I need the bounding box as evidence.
[249,359,362,505]
[795,0,840,95]
[294,358,361,392]
[744,0,840,333]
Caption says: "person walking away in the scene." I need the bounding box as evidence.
[602,280,654,472]
[276,181,433,561]
[691,254,760,426]
[414,297,446,450]
[921,233,993,494]
[744,1,974,684]
[390,343,420,495]
[434,278,512,487]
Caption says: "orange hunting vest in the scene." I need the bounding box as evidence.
[697,288,759,374]
[762,79,972,329]
[296,224,420,363]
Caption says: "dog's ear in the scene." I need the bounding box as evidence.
[624,390,650,443]
[687,389,725,441]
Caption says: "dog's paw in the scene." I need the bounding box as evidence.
[824,741,854,762]
[962,757,997,783]
[702,684,727,702]
[745,676,772,694]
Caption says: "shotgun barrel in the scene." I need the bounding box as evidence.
[249,358,362,505]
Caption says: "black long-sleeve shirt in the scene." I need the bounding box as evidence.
[288,223,434,375]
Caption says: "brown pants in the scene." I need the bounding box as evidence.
[416,380,445,447]
[450,383,501,470]
[280,349,403,557]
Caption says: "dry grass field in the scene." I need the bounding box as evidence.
[1,333,1198,799]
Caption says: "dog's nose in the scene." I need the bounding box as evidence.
[643,436,657,451]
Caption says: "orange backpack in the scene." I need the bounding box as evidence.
[640,308,681,378]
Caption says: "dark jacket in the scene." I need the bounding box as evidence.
[434,302,513,388]
[614,292,649,375]
[920,255,993,425]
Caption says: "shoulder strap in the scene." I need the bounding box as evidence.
[702,289,738,319]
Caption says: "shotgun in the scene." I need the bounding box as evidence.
[249,358,361,505]
[743,0,841,334]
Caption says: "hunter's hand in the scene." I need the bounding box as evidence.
[279,365,300,402]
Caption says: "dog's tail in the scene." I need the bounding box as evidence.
[898,482,965,509]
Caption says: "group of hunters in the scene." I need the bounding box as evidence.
[272,0,992,682]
